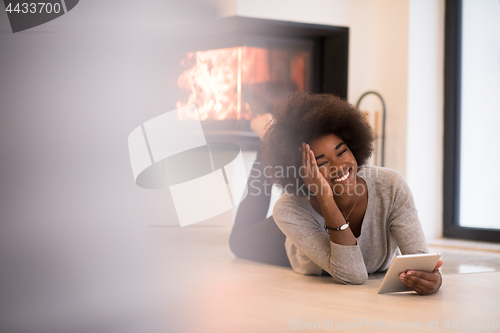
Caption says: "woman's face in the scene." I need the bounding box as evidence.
[309,134,358,196]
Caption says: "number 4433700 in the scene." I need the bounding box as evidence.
[5,2,62,14]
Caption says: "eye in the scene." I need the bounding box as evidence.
[318,161,328,167]
[338,148,347,156]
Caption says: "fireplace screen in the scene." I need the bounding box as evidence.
[176,42,312,123]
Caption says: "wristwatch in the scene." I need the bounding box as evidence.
[325,222,350,232]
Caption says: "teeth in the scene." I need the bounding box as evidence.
[334,170,350,182]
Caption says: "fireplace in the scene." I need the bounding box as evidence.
[169,16,349,150]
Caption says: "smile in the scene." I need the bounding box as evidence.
[333,169,350,182]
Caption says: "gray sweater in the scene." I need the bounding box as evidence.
[273,166,428,285]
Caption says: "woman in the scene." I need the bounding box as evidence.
[229,93,442,295]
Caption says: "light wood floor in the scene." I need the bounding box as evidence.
[150,220,500,332]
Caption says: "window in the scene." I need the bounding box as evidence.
[443,0,500,242]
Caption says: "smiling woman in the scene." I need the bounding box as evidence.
[229,93,442,295]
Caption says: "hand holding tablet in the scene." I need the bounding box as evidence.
[378,253,442,294]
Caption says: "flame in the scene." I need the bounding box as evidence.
[176,46,309,121]
[176,47,270,121]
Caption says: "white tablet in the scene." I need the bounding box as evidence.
[377,253,441,294]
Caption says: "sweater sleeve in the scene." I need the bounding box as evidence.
[273,197,368,285]
[387,173,429,255]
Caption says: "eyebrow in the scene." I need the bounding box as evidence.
[315,142,346,160]
[335,142,346,150]
[314,154,325,160]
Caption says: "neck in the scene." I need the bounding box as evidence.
[333,176,362,211]
[334,193,357,212]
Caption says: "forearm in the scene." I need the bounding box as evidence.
[317,196,357,246]
[274,196,367,285]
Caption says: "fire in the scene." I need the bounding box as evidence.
[176,47,270,121]
[176,46,309,121]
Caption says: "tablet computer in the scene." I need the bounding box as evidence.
[378,253,441,294]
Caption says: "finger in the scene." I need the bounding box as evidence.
[303,144,312,184]
[309,150,317,177]
[407,280,426,295]
[413,285,430,296]
[307,145,318,170]
[434,260,443,271]
[399,272,437,294]
[406,271,440,288]
[310,149,317,167]
[405,274,437,291]
[399,272,417,287]
[302,143,307,169]
[405,271,441,295]
[306,144,313,177]
[406,270,439,282]
[304,144,310,173]
[400,271,439,288]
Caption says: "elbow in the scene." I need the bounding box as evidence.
[334,271,368,285]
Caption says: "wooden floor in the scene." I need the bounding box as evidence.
[151,220,500,332]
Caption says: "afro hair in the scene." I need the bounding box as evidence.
[262,92,374,192]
